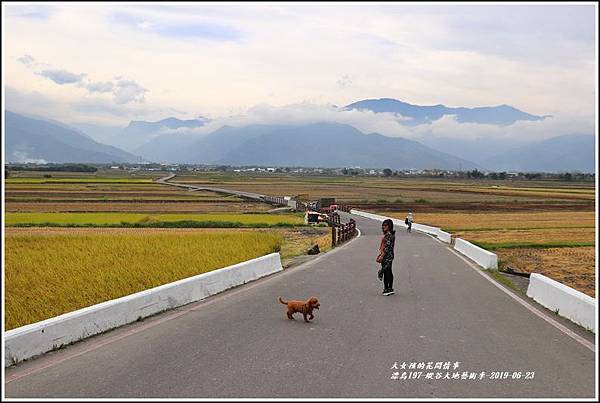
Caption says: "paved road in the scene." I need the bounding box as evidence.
[156,174,267,201]
[5,214,596,398]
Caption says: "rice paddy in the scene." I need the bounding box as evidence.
[5,212,305,227]
[382,211,596,297]
[4,169,595,326]
[6,178,154,184]
[497,247,596,298]
[396,212,595,231]
[5,230,283,330]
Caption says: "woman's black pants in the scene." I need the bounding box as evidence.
[382,260,393,290]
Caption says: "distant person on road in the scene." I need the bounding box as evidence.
[405,212,414,232]
[377,219,396,296]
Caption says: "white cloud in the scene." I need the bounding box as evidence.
[3,3,596,132]
[336,75,353,89]
[112,78,147,104]
[38,68,86,84]
[20,54,147,105]
[16,54,35,65]
[6,86,161,126]
[10,151,47,164]
[159,102,594,145]
[86,81,114,93]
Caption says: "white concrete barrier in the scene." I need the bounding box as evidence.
[350,209,387,222]
[436,229,452,243]
[412,223,440,236]
[352,210,451,237]
[350,209,408,229]
[351,210,449,244]
[527,273,596,333]
[5,253,283,367]
[454,238,498,270]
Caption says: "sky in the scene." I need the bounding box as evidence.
[2,2,597,141]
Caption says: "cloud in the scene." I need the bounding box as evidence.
[4,4,595,129]
[10,151,47,164]
[5,86,156,126]
[22,56,147,104]
[156,23,241,41]
[111,11,241,41]
[5,4,54,20]
[17,54,35,65]
[86,81,115,94]
[160,102,594,147]
[336,75,352,88]
[112,78,148,104]
[38,69,86,84]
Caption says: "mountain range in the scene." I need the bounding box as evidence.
[5,98,595,172]
[345,98,550,125]
[486,134,595,172]
[74,117,207,152]
[180,123,478,170]
[5,111,137,164]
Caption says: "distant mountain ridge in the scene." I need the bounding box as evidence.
[7,103,592,172]
[485,134,595,172]
[345,98,549,125]
[5,111,137,163]
[181,122,479,170]
[74,117,208,152]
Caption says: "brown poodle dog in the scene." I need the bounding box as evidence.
[278,296,320,322]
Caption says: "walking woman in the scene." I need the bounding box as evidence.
[377,219,396,295]
[405,211,414,233]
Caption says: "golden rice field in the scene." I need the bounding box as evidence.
[7,173,593,217]
[391,211,596,231]
[4,179,271,214]
[5,183,234,201]
[5,230,283,330]
[6,178,153,184]
[497,247,596,298]
[6,201,272,213]
[382,210,596,297]
[451,228,595,246]
[5,226,332,263]
[4,212,305,226]
[173,174,595,203]
[277,227,332,262]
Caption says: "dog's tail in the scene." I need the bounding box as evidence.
[278,296,288,305]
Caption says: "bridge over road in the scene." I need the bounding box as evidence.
[4,213,596,398]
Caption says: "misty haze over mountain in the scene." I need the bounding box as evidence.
[5,98,596,173]
[73,117,208,152]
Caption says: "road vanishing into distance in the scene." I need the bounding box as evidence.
[5,213,596,398]
[156,174,267,201]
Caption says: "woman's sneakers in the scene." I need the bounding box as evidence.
[382,288,394,296]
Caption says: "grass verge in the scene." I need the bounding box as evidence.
[486,270,523,293]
